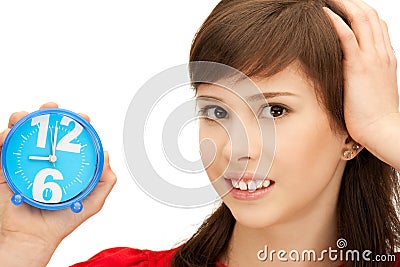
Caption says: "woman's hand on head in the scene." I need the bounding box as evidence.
[0,102,117,267]
[324,0,398,144]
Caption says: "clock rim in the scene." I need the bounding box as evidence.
[1,108,104,211]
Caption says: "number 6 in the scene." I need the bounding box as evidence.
[32,168,63,203]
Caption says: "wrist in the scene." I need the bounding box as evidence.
[360,112,400,146]
[354,112,400,169]
[0,231,56,267]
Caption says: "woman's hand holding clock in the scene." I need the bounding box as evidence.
[0,102,117,267]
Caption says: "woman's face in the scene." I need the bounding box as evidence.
[196,63,348,229]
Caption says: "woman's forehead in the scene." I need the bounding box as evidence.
[196,63,314,101]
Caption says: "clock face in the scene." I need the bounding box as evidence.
[1,109,103,211]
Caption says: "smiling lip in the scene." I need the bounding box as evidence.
[223,172,272,182]
[223,172,275,201]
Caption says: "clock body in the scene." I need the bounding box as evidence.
[1,108,103,213]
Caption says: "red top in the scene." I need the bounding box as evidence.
[71,247,400,267]
[70,246,225,267]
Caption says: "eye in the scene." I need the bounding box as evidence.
[261,104,288,119]
[198,105,228,120]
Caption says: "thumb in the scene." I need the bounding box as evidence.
[0,128,11,184]
[79,151,117,217]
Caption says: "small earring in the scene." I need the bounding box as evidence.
[352,144,360,151]
[343,150,353,160]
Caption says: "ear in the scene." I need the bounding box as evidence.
[341,136,364,161]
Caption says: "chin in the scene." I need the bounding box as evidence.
[226,199,285,229]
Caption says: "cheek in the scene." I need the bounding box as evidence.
[272,112,343,190]
[199,123,228,182]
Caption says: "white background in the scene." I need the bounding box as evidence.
[0,1,398,266]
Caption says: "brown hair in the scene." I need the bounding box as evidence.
[171,1,400,266]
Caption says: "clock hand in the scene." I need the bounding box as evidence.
[49,127,54,161]
[48,122,59,166]
[48,126,56,166]
[49,126,54,154]
[28,156,50,161]
[53,121,58,158]
[28,155,57,163]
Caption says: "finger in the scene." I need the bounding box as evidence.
[329,0,375,50]
[8,111,28,128]
[0,163,9,184]
[346,0,386,51]
[39,102,59,109]
[81,151,117,216]
[0,170,7,184]
[104,151,111,170]
[323,7,360,59]
[0,128,11,184]
[0,128,10,148]
[78,113,91,123]
[380,19,396,62]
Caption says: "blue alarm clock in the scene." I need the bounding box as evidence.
[1,108,104,213]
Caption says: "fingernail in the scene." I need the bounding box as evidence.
[322,7,332,14]
[104,151,110,166]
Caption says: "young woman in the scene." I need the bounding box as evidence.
[1,0,399,266]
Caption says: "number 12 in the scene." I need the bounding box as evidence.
[31,115,83,153]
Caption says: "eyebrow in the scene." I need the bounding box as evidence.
[246,92,298,102]
[196,92,298,102]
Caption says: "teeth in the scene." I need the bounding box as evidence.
[248,181,257,191]
[263,179,271,188]
[239,181,247,190]
[232,179,272,191]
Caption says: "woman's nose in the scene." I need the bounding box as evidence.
[222,116,263,163]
